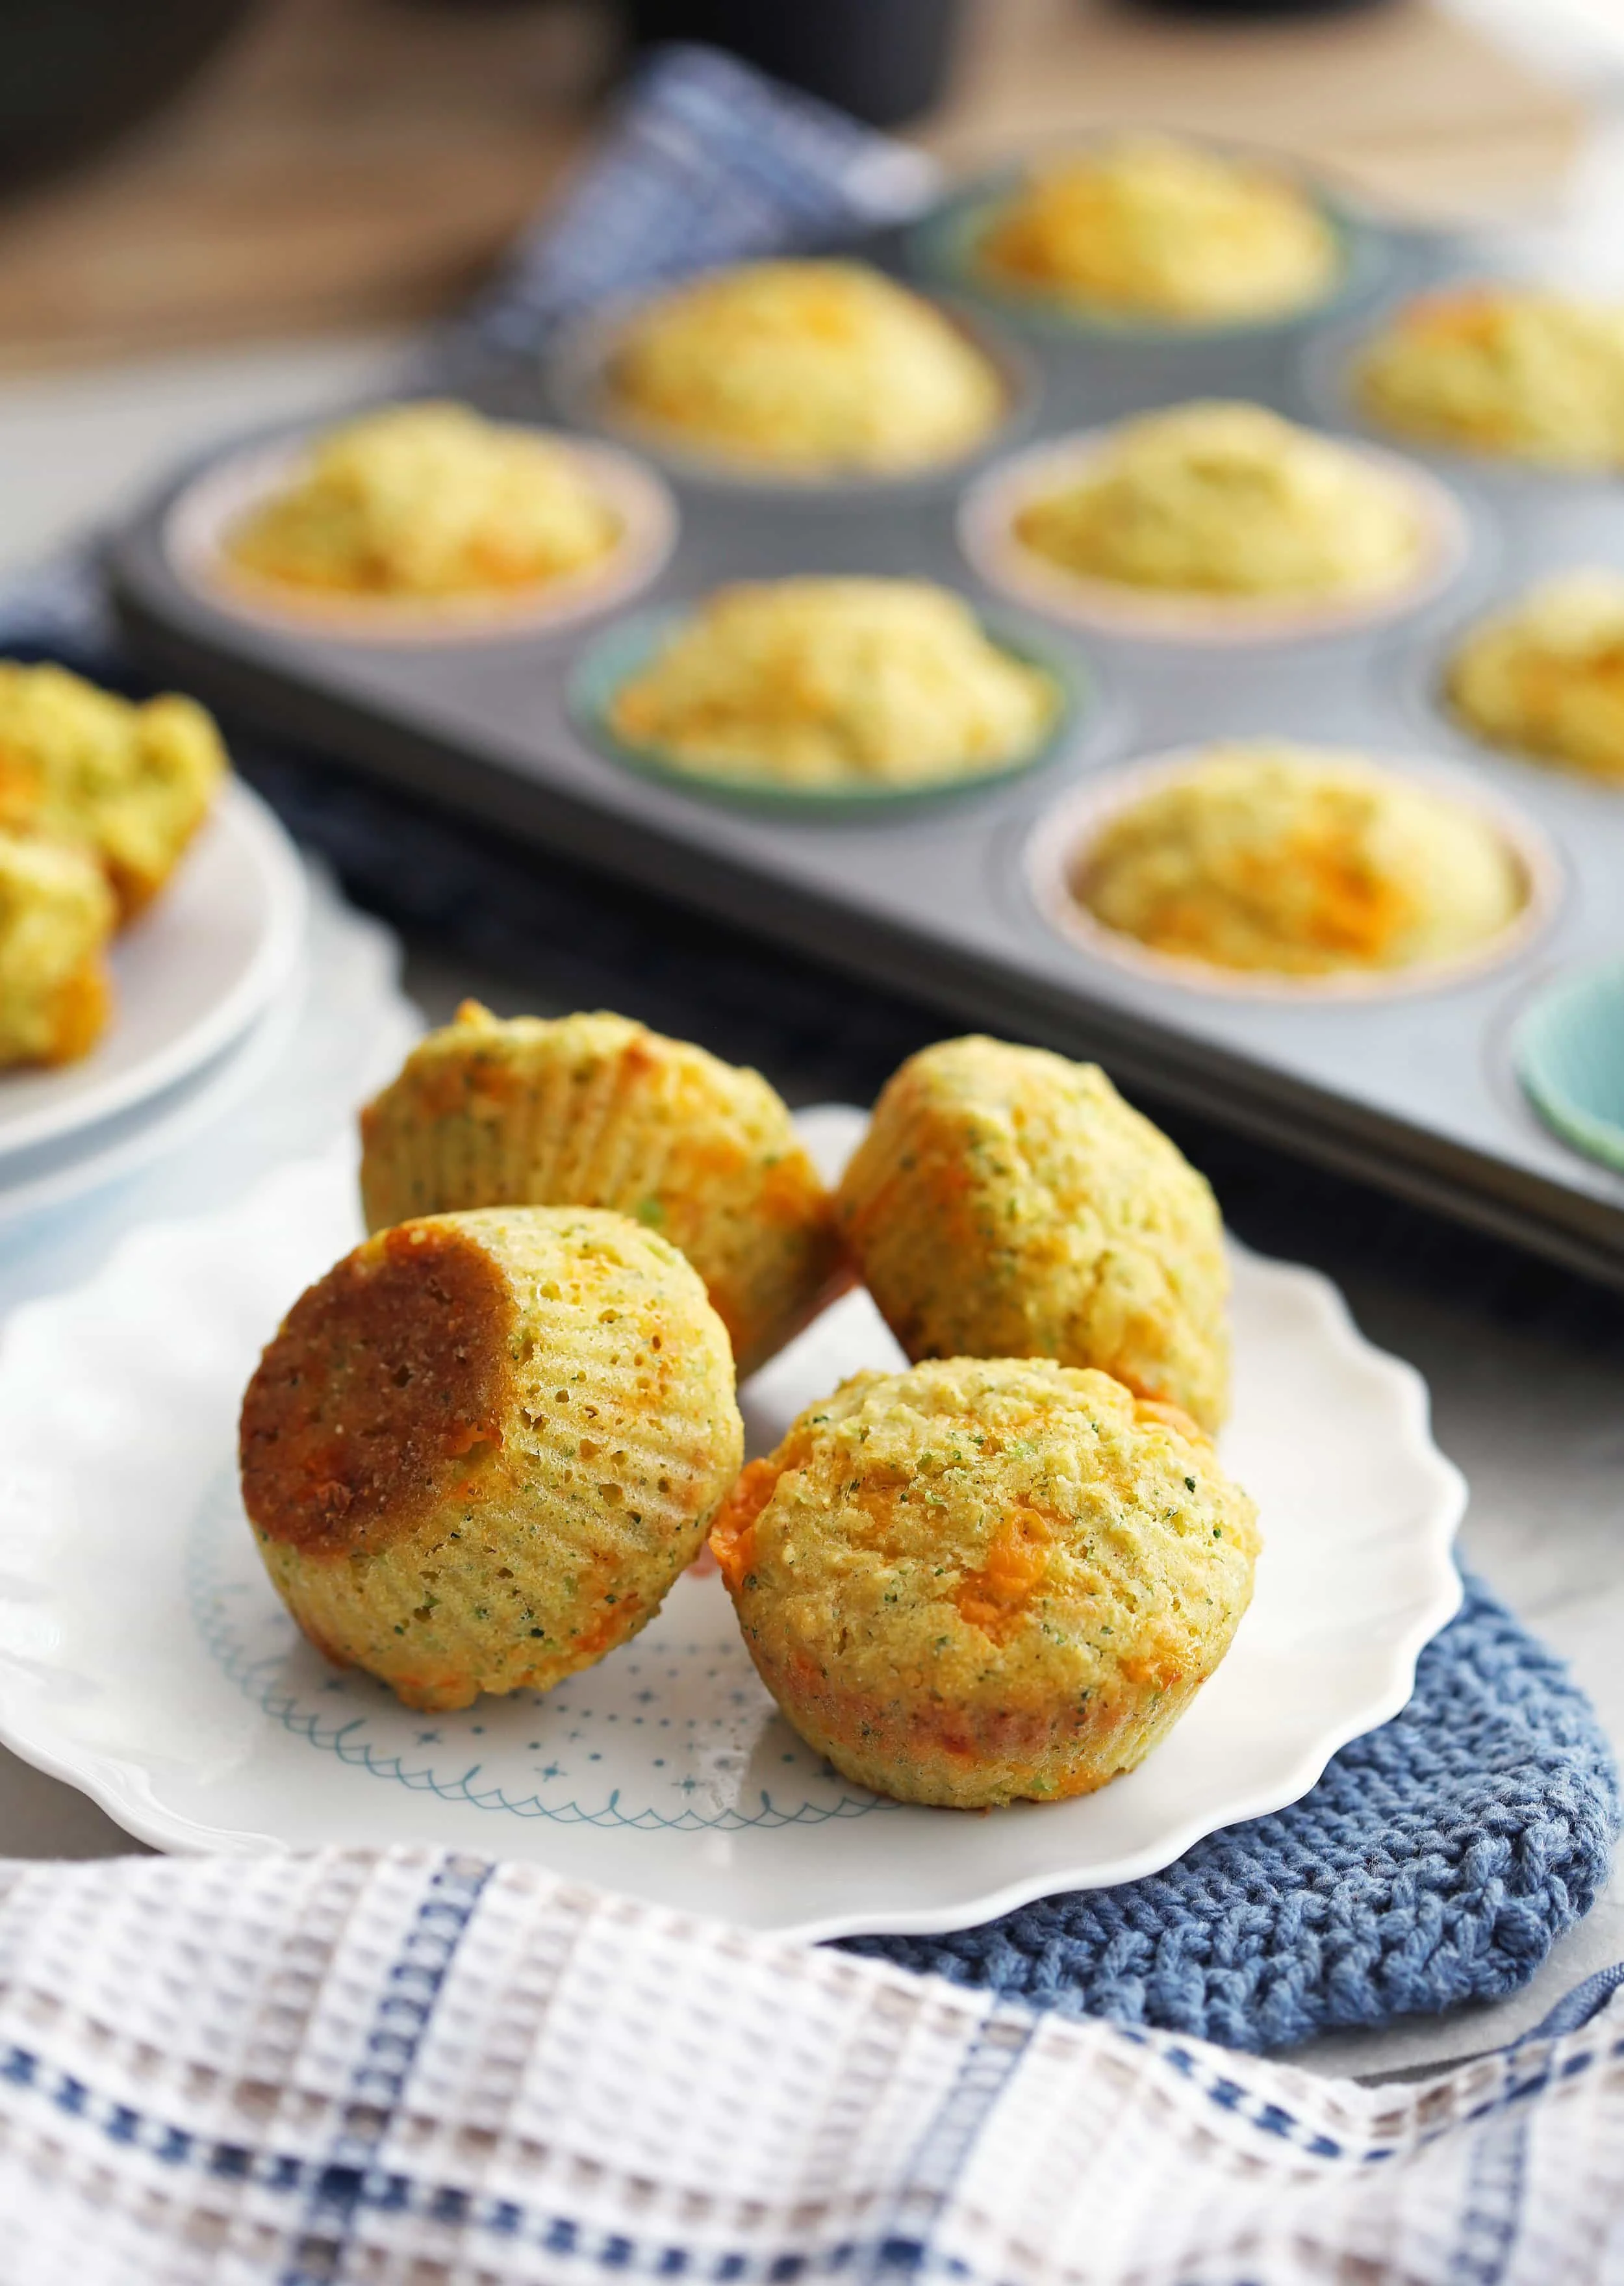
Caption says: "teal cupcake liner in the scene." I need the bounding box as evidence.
[1516,958,1624,1174]
[568,600,1092,816]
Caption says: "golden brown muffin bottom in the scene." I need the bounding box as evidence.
[240,1223,513,1560]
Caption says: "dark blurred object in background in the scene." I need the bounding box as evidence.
[1130,0,1388,18]
[624,0,965,126]
[0,0,258,194]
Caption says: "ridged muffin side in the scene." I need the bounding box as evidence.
[712,1357,1259,1808]
[836,1036,1230,1430]
[359,1004,848,1378]
[240,1204,742,1711]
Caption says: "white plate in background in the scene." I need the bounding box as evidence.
[0,779,305,1160]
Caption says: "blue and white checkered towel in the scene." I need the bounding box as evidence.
[1,1845,1620,2285]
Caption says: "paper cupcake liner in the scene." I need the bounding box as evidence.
[166,421,679,646]
[1515,957,1624,1174]
[568,602,1092,813]
[544,285,1038,497]
[959,425,1473,648]
[906,143,1392,345]
[1026,743,1563,1004]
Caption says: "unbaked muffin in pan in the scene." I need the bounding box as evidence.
[1447,573,1624,785]
[1009,401,1427,602]
[1354,286,1624,471]
[973,136,1341,326]
[593,577,1066,800]
[597,259,1010,477]
[1070,743,1529,978]
[223,400,624,600]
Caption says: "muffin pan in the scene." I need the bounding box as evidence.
[107,201,1624,1286]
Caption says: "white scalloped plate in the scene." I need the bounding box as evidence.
[0,1105,1464,1939]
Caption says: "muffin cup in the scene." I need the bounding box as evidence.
[960,427,1473,648]
[569,600,1091,813]
[1515,958,1624,1174]
[906,142,1392,344]
[1026,743,1562,1002]
[544,284,1038,497]
[166,421,679,645]
[1300,290,1624,486]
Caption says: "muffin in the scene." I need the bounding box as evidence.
[977,136,1339,325]
[1074,744,1528,976]
[223,400,622,600]
[240,1204,742,1712]
[603,259,1006,475]
[0,663,225,918]
[1012,402,1425,600]
[1354,287,1624,470]
[712,1357,1259,1808]
[0,828,117,1068]
[606,578,1061,793]
[837,1036,1230,1432]
[1447,573,1624,785]
[359,1004,847,1379]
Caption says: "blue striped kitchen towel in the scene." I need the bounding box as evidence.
[0,1843,1619,2285]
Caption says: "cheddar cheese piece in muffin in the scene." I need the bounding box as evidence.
[360,1005,846,1379]
[240,1204,742,1712]
[978,136,1338,325]
[607,578,1061,793]
[1013,402,1425,600]
[1074,744,1527,975]
[1447,573,1624,785]
[1354,287,1624,471]
[713,1357,1259,1808]
[0,828,116,1068]
[603,260,1006,474]
[837,1036,1230,1431]
[0,663,224,918]
[224,401,622,599]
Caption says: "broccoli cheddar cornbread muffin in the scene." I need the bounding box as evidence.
[837,1037,1230,1431]
[713,1357,1259,1808]
[224,401,622,600]
[607,578,1061,793]
[240,1205,742,1712]
[978,136,1338,325]
[1355,287,1624,471]
[361,1005,847,1379]
[1447,574,1624,785]
[1074,744,1527,976]
[603,260,1006,474]
[0,663,224,918]
[1013,402,1426,600]
[0,828,116,1068]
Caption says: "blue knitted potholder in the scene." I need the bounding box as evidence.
[848,1571,1619,2052]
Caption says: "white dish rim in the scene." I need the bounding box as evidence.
[0,779,305,1158]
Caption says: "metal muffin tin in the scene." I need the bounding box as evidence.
[107,205,1624,1286]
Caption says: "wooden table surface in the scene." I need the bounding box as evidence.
[0,0,1582,373]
